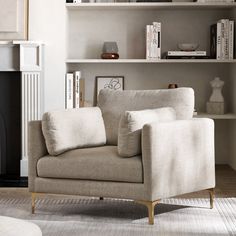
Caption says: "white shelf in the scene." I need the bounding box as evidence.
[66,2,236,10]
[66,59,236,64]
[194,113,236,120]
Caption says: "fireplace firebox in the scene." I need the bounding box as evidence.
[0,72,21,178]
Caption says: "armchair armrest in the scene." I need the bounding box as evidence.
[142,118,215,201]
[28,121,48,192]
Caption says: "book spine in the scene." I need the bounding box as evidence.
[225,19,229,60]
[146,25,151,59]
[229,20,234,60]
[221,20,225,60]
[153,22,161,59]
[198,0,234,2]
[79,79,85,107]
[217,22,222,60]
[150,25,156,58]
[74,71,81,108]
[168,51,206,56]
[65,73,74,109]
[210,24,217,59]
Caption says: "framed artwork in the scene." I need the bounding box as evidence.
[0,0,28,40]
[96,76,124,97]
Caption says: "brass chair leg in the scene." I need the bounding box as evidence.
[208,188,214,209]
[136,200,159,225]
[31,193,36,214]
[99,197,104,200]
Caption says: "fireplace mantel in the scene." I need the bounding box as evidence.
[0,40,43,176]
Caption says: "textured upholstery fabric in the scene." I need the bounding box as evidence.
[118,107,176,157]
[28,89,215,203]
[28,121,48,192]
[37,146,143,183]
[34,177,146,200]
[142,118,215,201]
[42,107,106,156]
[98,88,194,145]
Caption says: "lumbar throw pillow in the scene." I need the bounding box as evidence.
[42,107,106,156]
[118,107,176,157]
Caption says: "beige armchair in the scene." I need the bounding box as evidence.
[28,88,215,225]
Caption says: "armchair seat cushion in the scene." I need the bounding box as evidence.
[37,146,143,183]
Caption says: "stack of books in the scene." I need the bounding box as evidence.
[166,51,208,59]
[196,0,234,3]
[65,71,85,109]
[146,22,161,60]
[210,19,234,60]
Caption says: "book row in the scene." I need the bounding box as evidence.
[66,72,85,109]
[210,19,234,60]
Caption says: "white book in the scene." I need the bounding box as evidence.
[217,22,222,60]
[65,73,74,109]
[220,19,230,60]
[220,20,226,60]
[74,71,81,108]
[153,22,161,59]
[229,20,234,60]
[150,25,157,59]
[146,25,152,59]
[225,19,230,59]
[167,51,206,56]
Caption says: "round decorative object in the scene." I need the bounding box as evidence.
[177,43,199,51]
[0,216,42,236]
[101,53,119,59]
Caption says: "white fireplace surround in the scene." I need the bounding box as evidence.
[0,40,42,177]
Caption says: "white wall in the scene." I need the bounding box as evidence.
[29,0,66,112]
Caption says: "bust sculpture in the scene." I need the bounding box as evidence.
[207,77,225,115]
[209,77,224,103]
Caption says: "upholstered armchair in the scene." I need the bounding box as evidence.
[28,88,215,225]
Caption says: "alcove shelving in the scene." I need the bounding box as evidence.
[65,1,236,167]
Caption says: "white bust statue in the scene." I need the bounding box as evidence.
[209,77,224,103]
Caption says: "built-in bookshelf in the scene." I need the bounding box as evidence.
[66,2,236,10]
[65,1,236,167]
[66,59,236,64]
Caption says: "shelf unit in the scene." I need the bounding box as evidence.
[66,2,236,10]
[194,113,236,120]
[66,1,236,168]
[66,59,236,64]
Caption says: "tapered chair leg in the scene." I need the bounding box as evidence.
[31,193,36,214]
[136,200,159,225]
[208,188,214,209]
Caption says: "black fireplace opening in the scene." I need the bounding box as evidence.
[0,72,21,181]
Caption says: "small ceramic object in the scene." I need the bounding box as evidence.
[168,84,178,89]
[177,43,199,51]
[102,42,119,59]
[102,42,119,54]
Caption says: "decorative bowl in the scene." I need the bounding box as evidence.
[177,43,199,51]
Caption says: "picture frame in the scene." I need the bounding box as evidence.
[0,0,29,40]
[96,76,124,97]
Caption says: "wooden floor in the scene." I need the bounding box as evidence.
[0,165,235,199]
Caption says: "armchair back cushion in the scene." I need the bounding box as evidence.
[42,107,106,156]
[98,88,194,145]
[118,107,176,157]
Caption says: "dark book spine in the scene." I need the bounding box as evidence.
[210,24,217,59]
